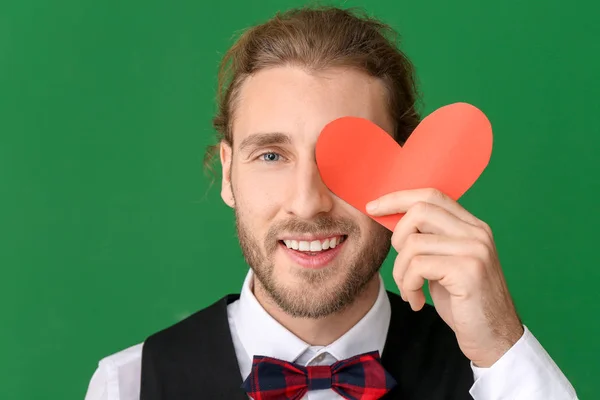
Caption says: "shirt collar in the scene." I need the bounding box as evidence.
[233,269,391,363]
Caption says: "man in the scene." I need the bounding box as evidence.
[85,6,578,399]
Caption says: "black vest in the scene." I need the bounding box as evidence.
[140,291,474,399]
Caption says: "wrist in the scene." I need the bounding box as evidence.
[474,324,525,368]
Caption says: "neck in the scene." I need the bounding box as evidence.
[253,275,381,346]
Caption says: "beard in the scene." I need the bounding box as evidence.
[234,208,392,319]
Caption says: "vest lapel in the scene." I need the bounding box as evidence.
[141,290,473,400]
[380,290,414,399]
[140,294,248,400]
[379,290,474,400]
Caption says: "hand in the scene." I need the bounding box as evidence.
[366,188,524,368]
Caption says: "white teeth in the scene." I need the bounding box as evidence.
[309,240,321,251]
[282,236,344,252]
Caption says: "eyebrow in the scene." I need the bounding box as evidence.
[238,132,292,153]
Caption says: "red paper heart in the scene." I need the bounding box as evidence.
[315,102,493,231]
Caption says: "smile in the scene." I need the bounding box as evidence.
[278,235,348,269]
[280,235,347,252]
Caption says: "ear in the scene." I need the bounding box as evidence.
[220,141,235,208]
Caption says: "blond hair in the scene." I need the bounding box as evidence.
[204,6,420,176]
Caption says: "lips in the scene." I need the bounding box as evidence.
[278,235,347,269]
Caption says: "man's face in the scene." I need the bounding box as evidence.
[220,66,393,318]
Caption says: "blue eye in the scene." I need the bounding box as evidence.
[261,152,280,162]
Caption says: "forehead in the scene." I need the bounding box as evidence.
[232,66,393,147]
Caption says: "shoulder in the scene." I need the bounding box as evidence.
[85,343,144,400]
[143,294,238,355]
[84,294,238,400]
[100,341,144,365]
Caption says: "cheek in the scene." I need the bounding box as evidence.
[339,201,388,239]
[234,167,288,218]
[337,198,371,224]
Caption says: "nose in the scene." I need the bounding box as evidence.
[284,158,334,219]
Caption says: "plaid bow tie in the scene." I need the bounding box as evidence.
[241,350,397,400]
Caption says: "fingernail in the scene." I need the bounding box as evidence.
[366,201,378,213]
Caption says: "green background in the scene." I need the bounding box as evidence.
[1,0,598,398]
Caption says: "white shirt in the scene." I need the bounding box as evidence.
[85,269,578,399]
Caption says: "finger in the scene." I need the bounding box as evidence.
[392,234,488,301]
[366,188,482,227]
[392,234,454,297]
[391,202,479,251]
[393,253,409,301]
[401,254,431,311]
[403,255,473,311]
